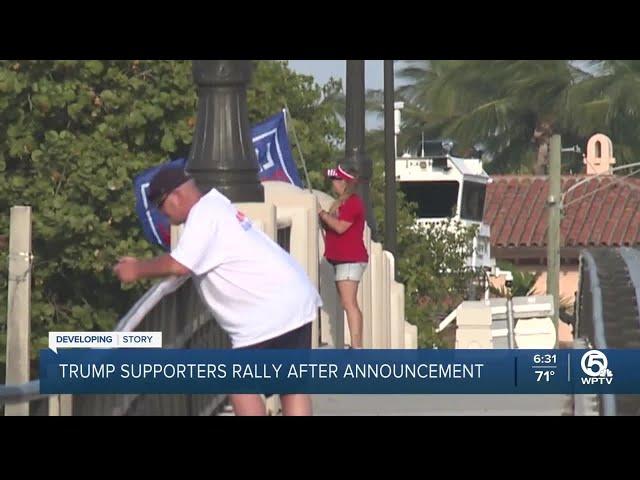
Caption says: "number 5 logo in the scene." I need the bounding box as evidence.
[580,350,608,377]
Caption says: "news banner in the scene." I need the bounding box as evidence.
[40,332,640,395]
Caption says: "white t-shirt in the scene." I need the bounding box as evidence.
[170,189,323,348]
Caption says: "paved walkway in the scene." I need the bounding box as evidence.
[218,393,572,416]
[311,393,572,416]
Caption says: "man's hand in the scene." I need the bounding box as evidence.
[113,254,191,283]
[113,257,140,284]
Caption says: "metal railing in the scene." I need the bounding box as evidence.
[73,278,230,416]
[576,250,615,416]
[1,277,231,415]
[1,221,295,415]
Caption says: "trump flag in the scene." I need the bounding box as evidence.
[133,157,187,250]
[252,110,303,188]
[134,111,302,251]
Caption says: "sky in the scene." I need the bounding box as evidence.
[286,60,603,140]
[287,60,387,130]
[287,60,384,91]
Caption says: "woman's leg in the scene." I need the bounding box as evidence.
[336,280,363,348]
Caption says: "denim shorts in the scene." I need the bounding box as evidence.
[335,262,368,282]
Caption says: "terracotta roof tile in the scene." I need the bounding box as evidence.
[485,175,640,248]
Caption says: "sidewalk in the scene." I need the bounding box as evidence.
[311,393,572,416]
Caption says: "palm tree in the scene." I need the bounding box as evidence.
[564,60,640,167]
[396,60,594,174]
[322,80,393,170]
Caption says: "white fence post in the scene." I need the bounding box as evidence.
[5,206,32,416]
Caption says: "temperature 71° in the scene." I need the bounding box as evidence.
[535,370,556,382]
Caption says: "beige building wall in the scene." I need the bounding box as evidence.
[489,265,578,304]
[532,268,580,307]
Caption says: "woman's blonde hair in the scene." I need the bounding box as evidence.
[329,164,359,215]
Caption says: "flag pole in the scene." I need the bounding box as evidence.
[283,104,313,193]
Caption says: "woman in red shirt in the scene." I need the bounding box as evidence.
[318,164,369,349]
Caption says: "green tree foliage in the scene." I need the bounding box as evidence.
[0,59,482,383]
[395,60,640,174]
[396,60,593,174]
[0,60,342,375]
[563,60,640,168]
[0,60,197,370]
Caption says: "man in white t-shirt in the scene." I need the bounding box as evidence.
[113,168,322,416]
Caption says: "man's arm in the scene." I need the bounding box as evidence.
[113,254,191,283]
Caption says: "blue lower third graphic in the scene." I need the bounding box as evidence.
[38,348,640,395]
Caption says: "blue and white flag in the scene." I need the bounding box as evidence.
[133,157,187,251]
[252,110,303,188]
[134,111,302,251]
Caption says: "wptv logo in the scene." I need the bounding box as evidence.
[580,350,614,385]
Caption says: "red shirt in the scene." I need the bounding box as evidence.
[324,194,369,263]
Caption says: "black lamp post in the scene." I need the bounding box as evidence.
[186,60,264,203]
[383,59,397,260]
[345,60,377,238]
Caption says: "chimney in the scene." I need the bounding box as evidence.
[584,133,616,175]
